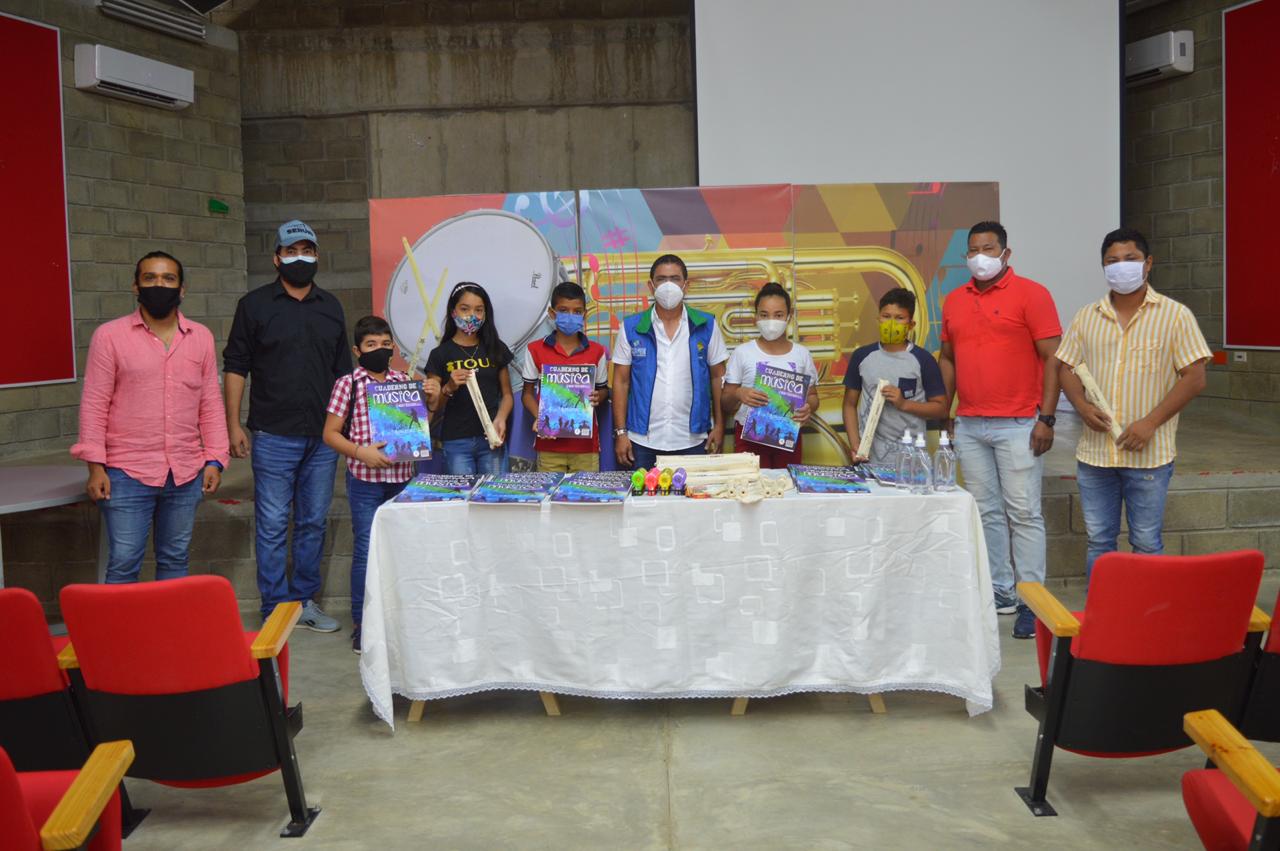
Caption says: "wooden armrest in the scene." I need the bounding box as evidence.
[39,740,135,851]
[1250,606,1272,634]
[56,643,78,670]
[251,601,301,659]
[1016,582,1080,638]
[1185,709,1280,819]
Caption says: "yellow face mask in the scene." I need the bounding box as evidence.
[879,319,909,345]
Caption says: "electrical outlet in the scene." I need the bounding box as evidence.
[1233,351,1248,364]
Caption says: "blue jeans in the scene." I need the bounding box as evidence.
[630,441,706,472]
[251,432,339,617]
[347,473,407,625]
[954,416,1046,598]
[442,436,506,475]
[98,468,204,583]
[1076,460,1175,580]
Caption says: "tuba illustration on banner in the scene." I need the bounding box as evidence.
[573,244,930,465]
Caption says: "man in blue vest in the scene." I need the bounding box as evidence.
[612,254,729,470]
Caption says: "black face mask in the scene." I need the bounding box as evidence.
[358,347,394,374]
[137,285,182,318]
[278,257,318,286]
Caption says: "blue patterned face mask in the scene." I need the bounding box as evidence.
[554,312,584,335]
[454,313,484,335]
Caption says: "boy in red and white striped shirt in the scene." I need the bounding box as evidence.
[323,316,416,653]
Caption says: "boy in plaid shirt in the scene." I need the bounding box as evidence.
[323,316,416,653]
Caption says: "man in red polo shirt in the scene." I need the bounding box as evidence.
[940,221,1061,640]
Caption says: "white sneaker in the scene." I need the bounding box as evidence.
[299,600,340,633]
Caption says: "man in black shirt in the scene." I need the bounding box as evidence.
[223,220,351,633]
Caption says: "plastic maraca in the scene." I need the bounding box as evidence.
[644,468,660,496]
[630,469,646,495]
[672,468,687,495]
[658,468,673,495]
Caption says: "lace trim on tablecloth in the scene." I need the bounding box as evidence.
[364,675,996,729]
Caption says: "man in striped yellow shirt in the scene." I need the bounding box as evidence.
[1056,227,1211,580]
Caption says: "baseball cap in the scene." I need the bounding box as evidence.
[276,219,318,249]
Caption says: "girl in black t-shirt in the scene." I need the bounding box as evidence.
[423,282,514,475]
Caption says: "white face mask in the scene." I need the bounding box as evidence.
[653,280,685,310]
[966,251,1005,282]
[756,318,787,341]
[1103,260,1146,294]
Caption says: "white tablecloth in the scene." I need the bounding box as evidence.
[359,486,1000,728]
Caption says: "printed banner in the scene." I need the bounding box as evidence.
[370,182,997,468]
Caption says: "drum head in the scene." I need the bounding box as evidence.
[384,210,564,365]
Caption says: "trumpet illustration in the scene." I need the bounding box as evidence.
[570,245,930,465]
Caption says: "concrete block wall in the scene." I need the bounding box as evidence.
[0,0,245,458]
[1043,473,1280,582]
[1124,0,1280,420]
[230,0,694,328]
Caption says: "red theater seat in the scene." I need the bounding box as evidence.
[59,576,318,838]
[0,741,133,851]
[1182,709,1280,851]
[0,591,95,760]
[1015,550,1267,816]
[1240,589,1280,744]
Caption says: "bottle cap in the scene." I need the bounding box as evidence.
[901,429,912,443]
[940,431,951,446]
[914,434,926,447]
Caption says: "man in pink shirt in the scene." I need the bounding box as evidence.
[71,252,229,583]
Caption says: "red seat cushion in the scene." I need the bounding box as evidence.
[1182,768,1257,851]
[0,747,121,851]
[1077,551,1263,666]
[0,589,66,700]
[60,576,259,695]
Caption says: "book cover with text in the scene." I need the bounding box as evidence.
[741,363,809,451]
[551,471,633,504]
[394,474,478,503]
[469,472,564,504]
[367,379,432,461]
[787,465,870,495]
[537,364,594,439]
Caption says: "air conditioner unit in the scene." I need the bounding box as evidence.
[1125,30,1194,87]
[73,43,194,110]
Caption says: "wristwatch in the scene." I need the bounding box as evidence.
[1037,414,1056,428]
[614,428,628,437]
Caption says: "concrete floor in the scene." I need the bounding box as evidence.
[109,575,1280,850]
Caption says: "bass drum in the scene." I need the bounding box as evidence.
[384,210,567,367]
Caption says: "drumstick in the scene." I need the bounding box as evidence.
[1073,363,1124,442]
[401,237,447,374]
[856,379,889,460]
[466,370,503,448]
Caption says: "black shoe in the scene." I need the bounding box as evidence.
[352,624,362,655]
[1012,604,1036,639]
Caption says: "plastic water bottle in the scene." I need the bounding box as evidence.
[933,431,957,492]
[909,433,933,494]
[893,429,913,489]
